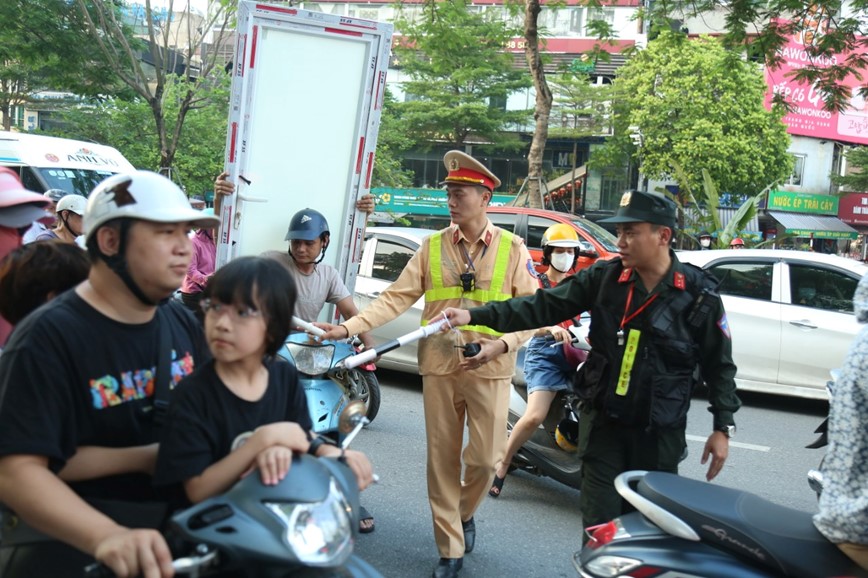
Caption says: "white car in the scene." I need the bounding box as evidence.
[354,227,432,373]
[678,249,868,399]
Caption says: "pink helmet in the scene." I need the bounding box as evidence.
[0,167,50,228]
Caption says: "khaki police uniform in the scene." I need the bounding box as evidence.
[342,219,537,558]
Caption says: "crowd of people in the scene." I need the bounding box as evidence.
[0,151,864,578]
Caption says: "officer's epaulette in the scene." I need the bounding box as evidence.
[680,261,721,292]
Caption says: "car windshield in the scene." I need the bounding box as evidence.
[34,167,118,197]
[573,219,618,252]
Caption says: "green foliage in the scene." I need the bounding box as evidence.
[0,0,131,129]
[392,0,532,149]
[834,146,868,193]
[73,0,236,174]
[548,71,614,140]
[598,31,793,197]
[48,74,231,198]
[371,89,415,188]
[657,0,868,113]
[666,162,771,249]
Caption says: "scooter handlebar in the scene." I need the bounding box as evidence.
[84,548,218,577]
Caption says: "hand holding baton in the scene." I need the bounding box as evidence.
[293,316,326,338]
[341,318,451,369]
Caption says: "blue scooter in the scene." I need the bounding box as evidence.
[86,403,382,578]
[278,320,380,437]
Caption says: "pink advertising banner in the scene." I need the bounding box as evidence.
[764,21,868,145]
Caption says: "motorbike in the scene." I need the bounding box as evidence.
[505,323,590,490]
[573,469,868,578]
[86,402,382,578]
[806,368,838,498]
[278,318,380,437]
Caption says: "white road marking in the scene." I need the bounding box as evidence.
[686,434,770,452]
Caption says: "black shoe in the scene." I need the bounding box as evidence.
[432,557,463,578]
[462,517,476,554]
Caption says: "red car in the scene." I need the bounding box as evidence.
[486,206,619,273]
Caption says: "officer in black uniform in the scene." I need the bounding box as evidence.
[437,190,740,537]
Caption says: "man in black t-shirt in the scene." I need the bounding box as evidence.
[0,171,219,578]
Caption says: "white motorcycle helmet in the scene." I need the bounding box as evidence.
[84,171,219,240]
[84,171,220,305]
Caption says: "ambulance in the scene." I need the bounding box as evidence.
[0,131,135,197]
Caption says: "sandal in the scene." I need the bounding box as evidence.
[488,474,505,498]
[359,505,375,534]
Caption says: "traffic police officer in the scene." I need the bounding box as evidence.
[439,190,741,537]
[319,151,537,578]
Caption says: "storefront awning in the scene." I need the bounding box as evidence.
[769,211,859,240]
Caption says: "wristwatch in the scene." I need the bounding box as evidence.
[308,435,335,456]
[717,424,736,439]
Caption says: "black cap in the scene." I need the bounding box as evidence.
[600,190,676,229]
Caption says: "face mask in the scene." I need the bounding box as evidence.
[700,238,711,248]
[550,252,574,272]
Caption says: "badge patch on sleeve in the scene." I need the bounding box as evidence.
[717,314,731,339]
[526,259,538,278]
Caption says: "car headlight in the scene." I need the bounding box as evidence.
[265,478,352,567]
[285,343,335,375]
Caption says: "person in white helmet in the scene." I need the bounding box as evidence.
[34,193,87,244]
[22,188,67,244]
[0,171,219,578]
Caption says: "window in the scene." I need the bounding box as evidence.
[789,264,857,313]
[489,94,507,111]
[11,106,24,129]
[487,212,517,234]
[587,7,614,30]
[599,174,628,211]
[569,8,583,32]
[371,239,416,282]
[348,4,381,20]
[788,154,806,186]
[527,216,558,251]
[20,168,44,194]
[572,219,618,252]
[708,262,774,301]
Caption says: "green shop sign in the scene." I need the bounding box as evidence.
[787,229,858,240]
[371,188,514,216]
[768,191,838,215]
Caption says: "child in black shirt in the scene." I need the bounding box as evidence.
[155,256,373,502]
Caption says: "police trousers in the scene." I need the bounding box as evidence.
[422,372,510,559]
[578,408,686,540]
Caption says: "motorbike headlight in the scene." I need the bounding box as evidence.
[265,479,352,567]
[285,343,335,376]
[584,555,642,577]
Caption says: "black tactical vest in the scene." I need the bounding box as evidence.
[574,257,718,430]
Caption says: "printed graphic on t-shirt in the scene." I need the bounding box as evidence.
[89,349,196,409]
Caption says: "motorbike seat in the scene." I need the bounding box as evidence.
[637,472,864,578]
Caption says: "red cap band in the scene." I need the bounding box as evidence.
[444,168,496,191]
